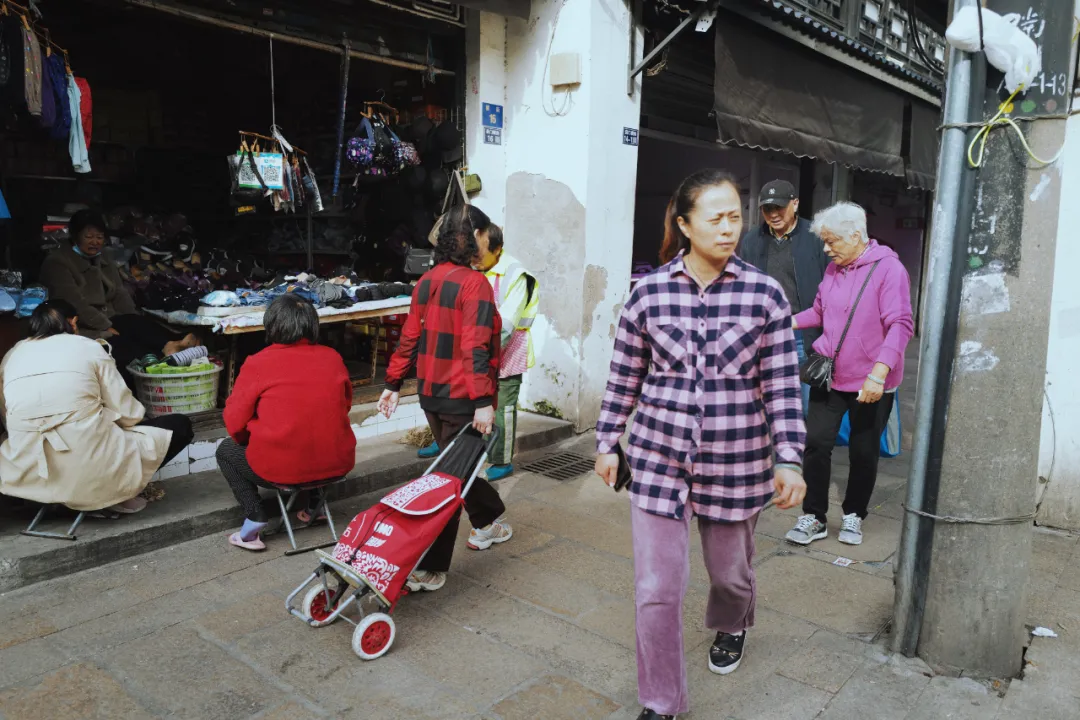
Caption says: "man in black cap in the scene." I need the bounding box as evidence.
[737,179,828,415]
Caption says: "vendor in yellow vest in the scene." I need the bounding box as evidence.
[417,224,538,481]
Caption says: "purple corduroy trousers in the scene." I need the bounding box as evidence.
[631,503,759,716]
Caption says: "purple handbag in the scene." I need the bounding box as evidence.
[346,118,375,168]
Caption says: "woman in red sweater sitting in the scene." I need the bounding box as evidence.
[217,293,357,550]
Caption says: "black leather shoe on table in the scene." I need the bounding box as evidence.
[637,709,676,720]
[708,630,746,675]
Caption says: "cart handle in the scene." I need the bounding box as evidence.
[418,425,502,499]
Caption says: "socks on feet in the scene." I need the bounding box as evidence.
[239,518,268,541]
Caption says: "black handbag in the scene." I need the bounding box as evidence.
[404,247,434,277]
[227,146,269,207]
[799,261,880,391]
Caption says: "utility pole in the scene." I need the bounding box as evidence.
[900,0,1073,677]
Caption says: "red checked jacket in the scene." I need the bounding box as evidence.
[385,262,502,416]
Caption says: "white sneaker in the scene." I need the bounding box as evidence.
[406,570,446,592]
[785,514,827,545]
[838,514,864,545]
[468,519,513,550]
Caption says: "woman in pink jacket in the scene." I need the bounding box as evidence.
[786,202,914,547]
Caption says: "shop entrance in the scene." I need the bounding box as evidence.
[0,0,467,430]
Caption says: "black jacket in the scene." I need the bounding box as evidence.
[737,217,828,316]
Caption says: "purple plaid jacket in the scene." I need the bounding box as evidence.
[596,253,806,522]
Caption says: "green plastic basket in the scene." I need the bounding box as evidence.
[128,360,224,417]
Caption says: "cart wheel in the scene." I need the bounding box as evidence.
[302,585,343,627]
[352,613,395,660]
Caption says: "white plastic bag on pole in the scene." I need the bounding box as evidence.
[945,6,1040,93]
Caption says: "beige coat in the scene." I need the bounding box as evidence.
[39,244,137,339]
[0,334,171,511]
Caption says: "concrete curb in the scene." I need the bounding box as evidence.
[0,415,574,593]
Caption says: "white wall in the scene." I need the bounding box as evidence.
[1037,95,1080,531]
[465,0,642,431]
[464,11,508,225]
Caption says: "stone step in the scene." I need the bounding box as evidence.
[0,412,574,593]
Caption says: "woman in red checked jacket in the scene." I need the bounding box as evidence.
[378,204,512,593]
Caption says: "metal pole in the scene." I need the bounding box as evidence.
[628,1,712,80]
[123,0,456,76]
[892,0,976,657]
[333,40,351,200]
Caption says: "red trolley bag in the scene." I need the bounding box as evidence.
[330,472,463,608]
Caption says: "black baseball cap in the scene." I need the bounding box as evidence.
[759,180,797,208]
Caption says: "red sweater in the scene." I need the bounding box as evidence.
[224,342,356,484]
[385,262,501,416]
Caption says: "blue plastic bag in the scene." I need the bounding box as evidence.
[836,392,902,458]
[15,286,47,319]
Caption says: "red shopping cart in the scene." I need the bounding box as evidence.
[285,426,497,660]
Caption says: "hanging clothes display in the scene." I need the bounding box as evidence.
[75,76,91,147]
[38,48,54,128]
[67,73,90,173]
[44,52,69,139]
[20,19,41,117]
[0,17,13,102]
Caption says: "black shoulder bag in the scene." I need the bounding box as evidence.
[799,260,880,392]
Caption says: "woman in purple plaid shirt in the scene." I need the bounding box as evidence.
[595,170,807,720]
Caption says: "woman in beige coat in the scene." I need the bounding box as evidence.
[0,301,193,513]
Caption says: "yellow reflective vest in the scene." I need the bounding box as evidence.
[485,252,538,370]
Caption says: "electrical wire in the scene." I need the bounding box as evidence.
[966,86,1065,168]
[541,0,573,118]
[903,505,1036,525]
[269,35,277,131]
[905,0,944,74]
[903,387,1058,527]
[1035,387,1056,515]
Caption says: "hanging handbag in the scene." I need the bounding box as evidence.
[799,261,881,391]
[404,248,435,277]
[346,117,376,168]
[426,169,469,246]
[227,144,268,207]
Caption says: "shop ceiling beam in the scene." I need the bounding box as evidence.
[630,0,719,80]
[455,0,531,19]
[123,0,456,76]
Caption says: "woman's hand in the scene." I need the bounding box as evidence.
[773,467,807,510]
[595,453,619,488]
[791,318,799,330]
[858,363,890,404]
[377,389,399,418]
[106,327,120,336]
[473,405,495,434]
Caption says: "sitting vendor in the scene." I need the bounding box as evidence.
[0,301,194,515]
[217,294,357,551]
[38,209,199,384]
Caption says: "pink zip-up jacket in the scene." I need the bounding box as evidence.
[794,240,914,393]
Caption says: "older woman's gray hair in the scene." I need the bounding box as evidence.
[810,202,869,244]
[264,294,320,345]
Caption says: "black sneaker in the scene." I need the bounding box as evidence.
[708,630,746,675]
[636,709,675,720]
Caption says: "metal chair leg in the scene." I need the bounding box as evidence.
[21,505,83,541]
[276,492,298,550]
[283,488,340,557]
[322,490,338,540]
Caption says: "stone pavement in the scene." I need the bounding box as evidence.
[0,431,1078,720]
